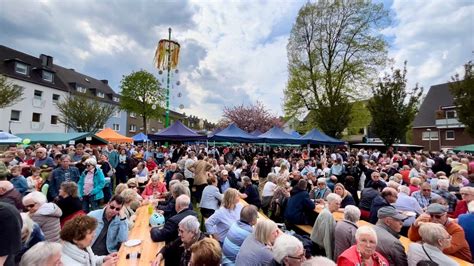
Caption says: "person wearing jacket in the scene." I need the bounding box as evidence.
[88,195,128,256]
[334,205,360,259]
[56,181,84,227]
[151,194,197,243]
[284,179,315,226]
[60,215,118,266]
[49,155,80,200]
[0,180,24,210]
[15,213,45,264]
[78,158,105,212]
[369,187,398,224]
[23,191,62,242]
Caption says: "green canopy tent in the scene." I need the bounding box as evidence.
[15,132,108,145]
[453,144,474,153]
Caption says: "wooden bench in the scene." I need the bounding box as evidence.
[295,224,313,235]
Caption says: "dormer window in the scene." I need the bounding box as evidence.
[15,62,28,75]
[42,70,53,82]
[76,86,87,93]
[97,92,105,98]
[113,96,119,102]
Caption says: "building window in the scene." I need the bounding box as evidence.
[446,110,457,119]
[15,62,28,75]
[42,71,54,82]
[97,92,105,98]
[32,113,41,122]
[129,124,136,132]
[10,110,21,121]
[130,112,136,118]
[422,131,439,140]
[113,96,119,102]
[76,86,86,93]
[113,124,120,131]
[50,115,58,125]
[34,90,43,100]
[52,94,60,102]
[446,130,455,140]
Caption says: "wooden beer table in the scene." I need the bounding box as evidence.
[117,206,164,266]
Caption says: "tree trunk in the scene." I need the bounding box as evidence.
[142,115,147,135]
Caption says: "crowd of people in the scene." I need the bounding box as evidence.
[0,142,474,266]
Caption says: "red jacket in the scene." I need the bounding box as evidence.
[141,182,167,199]
[450,200,468,218]
[337,245,389,266]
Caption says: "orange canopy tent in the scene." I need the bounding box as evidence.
[96,128,133,144]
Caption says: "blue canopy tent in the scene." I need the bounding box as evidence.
[258,127,305,144]
[300,128,345,145]
[132,132,149,142]
[288,130,301,138]
[0,132,22,144]
[208,123,261,143]
[148,121,206,142]
[250,129,263,136]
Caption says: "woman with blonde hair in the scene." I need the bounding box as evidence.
[120,188,138,229]
[235,219,281,265]
[205,188,243,243]
[269,176,290,222]
[334,183,356,208]
[15,213,45,263]
[448,173,463,193]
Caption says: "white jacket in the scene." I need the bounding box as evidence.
[61,241,105,266]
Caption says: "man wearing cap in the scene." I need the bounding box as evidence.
[408,203,472,262]
[373,206,408,266]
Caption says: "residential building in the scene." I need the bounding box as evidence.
[0,45,126,135]
[412,82,474,151]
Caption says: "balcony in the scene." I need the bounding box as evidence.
[31,121,44,131]
[435,118,464,129]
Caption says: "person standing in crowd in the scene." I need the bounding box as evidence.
[9,165,28,195]
[337,226,389,266]
[115,148,131,184]
[235,219,281,265]
[88,195,128,256]
[60,215,118,265]
[407,223,459,266]
[272,233,306,265]
[70,143,85,163]
[285,179,315,226]
[188,153,213,202]
[222,204,259,265]
[205,188,243,243]
[78,158,105,212]
[257,153,273,181]
[199,174,223,218]
[0,202,22,266]
[373,207,409,266]
[408,203,472,262]
[33,147,55,173]
[334,205,361,259]
[102,144,119,170]
[261,173,276,215]
[0,180,24,210]
[56,181,84,227]
[184,151,196,188]
[310,193,341,260]
[240,176,261,209]
[49,155,80,201]
[22,191,62,242]
[270,176,290,222]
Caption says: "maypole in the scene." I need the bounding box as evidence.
[154,28,180,128]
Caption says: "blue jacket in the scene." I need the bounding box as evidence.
[222,220,253,265]
[10,176,28,195]
[458,213,474,258]
[369,195,391,224]
[78,167,105,201]
[88,208,128,253]
[284,187,315,225]
[49,166,80,199]
[108,151,119,169]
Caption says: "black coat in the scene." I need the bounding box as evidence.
[150,209,197,243]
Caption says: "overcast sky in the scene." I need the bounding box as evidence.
[0,0,472,122]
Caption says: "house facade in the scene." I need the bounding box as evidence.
[0,45,127,135]
[412,82,474,151]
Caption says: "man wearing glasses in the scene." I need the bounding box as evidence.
[88,195,128,256]
[408,203,472,262]
[411,182,440,210]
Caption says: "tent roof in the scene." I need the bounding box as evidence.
[288,130,301,138]
[453,144,474,153]
[208,123,261,143]
[258,127,304,144]
[250,129,263,136]
[15,132,108,145]
[96,128,133,144]
[301,128,345,145]
[0,132,22,143]
[132,132,149,142]
[149,120,206,141]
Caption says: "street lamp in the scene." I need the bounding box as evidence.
[427,128,432,152]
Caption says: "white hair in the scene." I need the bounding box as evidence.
[20,213,35,243]
[326,193,342,203]
[84,157,97,166]
[19,241,62,266]
[398,185,410,195]
[179,215,200,235]
[419,223,448,246]
[317,178,326,184]
[22,191,47,206]
[176,194,191,209]
[272,233,303,263]
[302,256,336,266]
[387,180,400,189]
[468,200,474,213]
[344,205,361,223]
[437,179,449,190]
[355,226,377,244]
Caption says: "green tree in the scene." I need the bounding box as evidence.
[367,62,423,147]
[450,61,474,137]
[0,74,24,108]
[347,100,372,135]
[119,70,164,134]
[284,1,389,138]
[57,95,116,132]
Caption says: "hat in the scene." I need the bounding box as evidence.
[377,206,408,221]
[426,203,448,214]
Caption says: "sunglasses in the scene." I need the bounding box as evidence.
[287,250,306,261]
[422,189,431,192]
[108,205,122,211]
[25,203,36,209]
